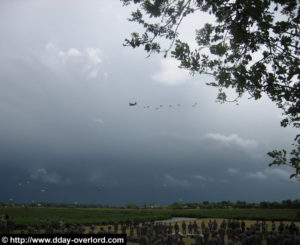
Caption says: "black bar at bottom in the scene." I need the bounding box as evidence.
[1,234,127,245]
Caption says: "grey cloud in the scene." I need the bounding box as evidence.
[159,131,258,149]
[164,174,191,188]
[227,168,239,176]
[245,168,296,182]
[30,168,71,185]
[192,175,214,182]
[152,58,190,85]
[246,171,267,180]
[205,133,258,148]
[43,43,104,80]
[93,118,104,124]
[87,172,118,186]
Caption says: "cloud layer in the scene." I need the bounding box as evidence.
[0,0,298,205]
[44,43,106,80]
[205,133,258,148]
[30,168,71,185]
[152,58,190,85]
[246,168,295,182]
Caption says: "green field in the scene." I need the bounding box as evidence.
[1,207,299,228]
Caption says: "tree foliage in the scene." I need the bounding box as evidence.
[121,0,300,179]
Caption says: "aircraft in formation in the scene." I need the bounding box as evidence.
[130,102,199,109]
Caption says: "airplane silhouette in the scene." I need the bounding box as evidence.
[129,102,137,106]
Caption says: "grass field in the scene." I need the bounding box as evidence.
[0,207,299,228]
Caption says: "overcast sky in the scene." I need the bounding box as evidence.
[0,0,299,206]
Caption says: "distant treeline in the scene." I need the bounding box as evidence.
[1,199,300,209]
[168,200,300,209]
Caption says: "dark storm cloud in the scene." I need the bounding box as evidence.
[0,0,298,205]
